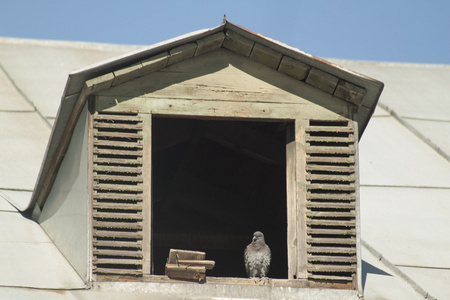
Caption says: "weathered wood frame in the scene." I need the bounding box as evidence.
[90,94,349,282]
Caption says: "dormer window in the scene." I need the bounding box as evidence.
[31,21,383,298]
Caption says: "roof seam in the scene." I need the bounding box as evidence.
[0,187,34,192]
[0,63,52,129]
[0,36,145,51]
[0,190,25,214]
[361,239,436,300]
[378,101,450,163]
[0,109,35,113]
[395,264,450,271]
[328,58,450,69]
[360,184,450,190]
[402,116,450,123]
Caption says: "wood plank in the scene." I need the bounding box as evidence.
[306,202,355,209]
[93,121,143,130]
[306,156,355,164]
[306,211,356,218]
[307,228,356,236]
[95,258,142,265]
[94,157,143,165]
[93,193,143,201]
[93,230,143,240]
[296,119,308,279]
[94,165,142,174]
[94,174,143,183]
[94,140,143,149]
[106,98,308,120]
[306,219,355,227]
[306,165,355,173]
[93,249,143,257]
[306,126,354,133]
[307,193,355,201]
[308,274,353,281]
[165,264,206,282]
[167,249,206,264]
[307,246,356,254]
[285,123,298,279]
[306,174,355,182]
[307,238,356,245]
[305,136,354,143]
[308,264,356,273]
[305,146,355,155]
[92,202,142,210]
[306,183,355,191]
[141,113,152,275]
[93,240,142,248]
[93,212,143,220]
[93,267,142,276]
[94,148,143,157]
[94,130,143,139]
[94,183,143,192]
[307,255,357,263]
[177,260,215,270]
[94,113,141,121]
[93,220,143,230]
[88,98,96,281]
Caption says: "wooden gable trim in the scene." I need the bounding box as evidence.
[85,28,367,109]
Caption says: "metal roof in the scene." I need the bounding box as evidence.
[329,58,450,300]
[1,24,449,299]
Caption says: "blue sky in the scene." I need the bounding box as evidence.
[1,1,449,64]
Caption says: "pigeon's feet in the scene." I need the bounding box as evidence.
[260,276,269,285]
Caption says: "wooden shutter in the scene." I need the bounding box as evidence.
[305,120,357,286]
[91,111,144,277]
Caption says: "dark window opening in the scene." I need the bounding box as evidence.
[152,117,289,279]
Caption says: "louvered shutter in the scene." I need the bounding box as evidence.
[304,120,357,285]
[91,111,144,277]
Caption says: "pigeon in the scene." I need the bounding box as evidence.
[244,231,271,278]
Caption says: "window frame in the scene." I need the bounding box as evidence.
[88,96,359,290]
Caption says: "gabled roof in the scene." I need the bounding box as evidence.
[28,20,383,215]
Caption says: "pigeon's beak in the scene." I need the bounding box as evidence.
[252,237,256,242]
